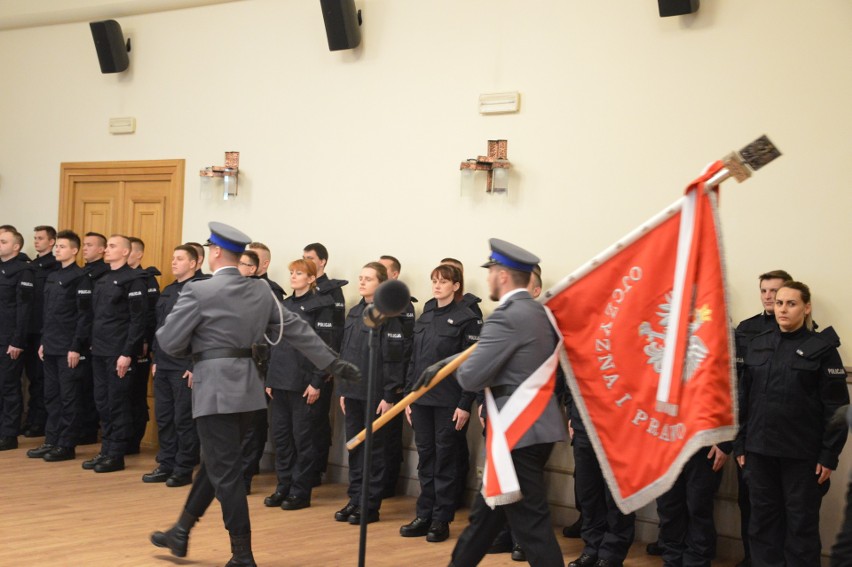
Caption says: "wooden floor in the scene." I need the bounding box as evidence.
[0,436,738,566]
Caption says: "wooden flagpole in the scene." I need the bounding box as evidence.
[345,343,478,451]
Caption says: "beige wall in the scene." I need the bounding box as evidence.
[1,0,850,558]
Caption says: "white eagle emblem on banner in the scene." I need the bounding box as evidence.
[639,292,711,381]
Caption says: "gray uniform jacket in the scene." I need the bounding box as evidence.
[456,289,567,450]
[156,266,337,418]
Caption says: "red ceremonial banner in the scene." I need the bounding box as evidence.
[544,161,737,513]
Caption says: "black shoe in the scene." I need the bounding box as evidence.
[23,425,45,438]
[735,560,751,567]
[568,553,598,567]
[264,491,287,507]
[82,453,106,470]
[426,520,449,543]
[348,509,379,525]
[511,544,527,562]
[142,466,172,483]
[563,517,582,538]
[94,456,125,473]
[166,472,193,487]
[281,495,310,510]
[594,560,621,567]
[400,517,431,537]
[646,541,664,556]
[0,436,19,451]
[43,446,75,462]
[150,511,197,558]
[224,532,256,567]
[334,503,358,522]
[26,443,55,458]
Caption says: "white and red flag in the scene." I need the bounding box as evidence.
[544,161,737,513]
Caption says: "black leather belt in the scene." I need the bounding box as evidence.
[192,348,253,364]
[490,385,518,398]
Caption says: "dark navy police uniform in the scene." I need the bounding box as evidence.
[735,326,848,566]
[40,262,92,453]
[406,300,480,524]
[0,256,34,444]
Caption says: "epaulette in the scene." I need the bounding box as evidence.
[145,266,162,277]
[316,278,348,294]
[796,326,841,360]
[0,260,34,277]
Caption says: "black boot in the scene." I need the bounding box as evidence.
[150,510,198,557]
[225,532,257,567]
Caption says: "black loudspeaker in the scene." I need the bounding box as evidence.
[320,0,362,51]
[658,0,699,17]
[89,20,130,73]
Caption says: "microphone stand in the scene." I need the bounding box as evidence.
[358,325,380,567]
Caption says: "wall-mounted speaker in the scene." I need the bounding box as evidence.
[89,20,130,73]
[320,0,362,51]
[658,0,700,17]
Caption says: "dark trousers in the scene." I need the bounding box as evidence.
[128,356,151,450]
[240,406,268,485]
[312,378,334,479]
[573,429,635,562]
[153,370,198,475]
[450,442,563,567]
[92,355,132,458]
[0,348,25,437]
[382,409,404,496]
[184,412,253,536]
[455,424,471,507]
[746,452,827,567]
[269,388,321,499]
[736,460,751,560]
[656,446,723,567]
[77,357,99,443]
[411,404,461,522]
[830,480,852,567]
[43,354,83,448]
[344,397,386,512]
[23,333,46,429]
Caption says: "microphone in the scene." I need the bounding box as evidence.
[363,279,410,328]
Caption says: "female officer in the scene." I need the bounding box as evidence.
[399,264,481,543]
[263,259,334,511]
[735,281,848,566]
[335,262,407,525]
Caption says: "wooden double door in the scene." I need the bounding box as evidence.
[59,159,185,448]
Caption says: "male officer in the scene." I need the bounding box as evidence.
[186,242,206,278]
[28,230,92,462]
[78,232,109,445]
[0,228,34,450]
[143,244,203,487]
[303,242,348,485]
[22,225,58,437]
[151,223,360,567]
[415,239,566,567]
[82,234,147,473]
[377,254,416,498]
[248,241,285,300]
[732,269,792,567]
[127,237,161,453]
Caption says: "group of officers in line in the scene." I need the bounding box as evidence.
[1,222,850,567]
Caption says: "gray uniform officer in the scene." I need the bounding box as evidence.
[149,222,360,567]
[415,238,566,567]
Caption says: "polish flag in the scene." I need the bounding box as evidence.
[544,161,737,513]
